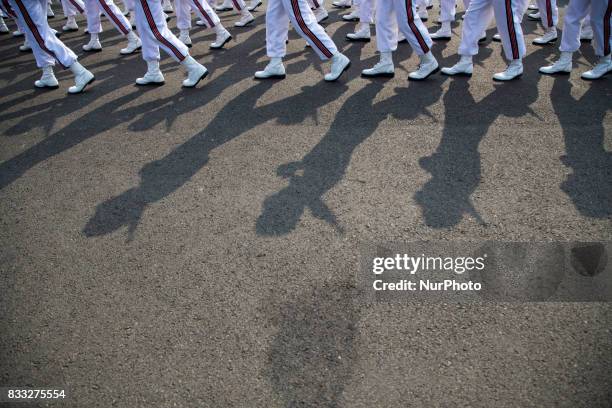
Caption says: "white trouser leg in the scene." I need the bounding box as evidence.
[84,0,103,32]
[97,0,131,34]
[230,0,245,10]
[189,0,219,27]
[9,0,78,67]
[536,0,557,28]
[174,0,191,29]
[62,0,84,16]
[359,0,371,22]
[392,0,432,55]
[560,0,590,53]
[458,0,493,56]
[281,0,337,60]
[135,0,188,62]
[265,0,289,58]
[492,0,527,60]
[439,0,456,22]
[375,0,398,52]
[589,0,611,56]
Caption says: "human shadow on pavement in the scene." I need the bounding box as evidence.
[265,284,358,408]
[551,78,611,219]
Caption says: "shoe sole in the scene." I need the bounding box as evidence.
[361,72,394,78]
[182,70,208,88]
[325,61,350,82]
[441,70,472,77]
[581,70,611,81]
[210,35,232,49]
[69,76,95,94]
[346,36,370,42]
[62,28,79,32]
[431,36,451,41]
[120,45,142,55]
[527,16,541,21]
[408,66,440,81]
[35,84,59,90]
[216,7,232,11]
[539,70,570,76]
[493,73,522,82]
[332,5,351,8]
[342,17,359,21]
[136,81,165,86]
[317,16,328,23]
[532,39,556,45]
[580,38,592,42]
[83,48,102,52]
[254,74,286,80]
[19,49,33,53]
[491,37,500,43]
[0,31,9,35]
[235,19,254,27]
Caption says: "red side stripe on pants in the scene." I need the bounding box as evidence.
[2,0,15,17]
[139,0,186,61]
[191,0,214,27]
[605,0,611,56]
[290,0,333,58]
[405,0,429,54]
[98,0,129,34]
[69,0,84,14]
[505,0,519,59]
[545,0,553,27]
[231,0,241,10]
[13,0,67,68]
[312,0,319,8]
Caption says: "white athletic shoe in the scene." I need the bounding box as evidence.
[68,62,95,94]
[493,59,523,81]
[417,8,428,21]
[162,0,173,13]
[247,0,261,11]
[35,66,59,89]
[580,25,593,42]
[120,32,141,54]
[19,38,31,52]
[528,2,538,10]
[83,35,102,52]
[324,53,350,82]
[181,56,208,87]
[313,7,328,23]
[581,55,612,80]
[332,0,351,8]
[0,18,9,34]
[136,60,165,86]
[346,24,370,42]
[215,0,232,11]
[431,24,451,40]
[210,28,232,49]
[196,19,206,26]
[179,30,192,47]
[533,28,557,45]
[13,30,23,37]
[47,4,54,18]
[361,52,394,78]
[492,33,500,42]
[539,51,572,75]
[527,11,540,21]
[441,56,473,76]
[255,57,286,79]
[234,11,254,27]
[62,16,78,31]
[342,8,359,21]
[408,52,439,81]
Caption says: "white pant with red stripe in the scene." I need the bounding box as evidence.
[458,0,526,61]
[8,0,78,68]
[135,0,189,61]
[175,0,219,30]
[265,0,338,60]
[536,0,558,28]
[560,0,611,57]
[307,0,323,8]
[85,0,132,35]
[61,0,84,16]
[375,0,433,55]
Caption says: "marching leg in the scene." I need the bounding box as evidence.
[362,0,396,77]
[581,0,611,79]
[431,0,456,40]
[255,0,288,79]
[491,0,526,81]
[532,0,558,45]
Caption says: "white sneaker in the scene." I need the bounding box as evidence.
[179,30,192,47]
[580,25,593,42]
[492,33,500,42]
[35,66,59,89]
[346,25,370,42]
[215,0,233,11]
[120,32,141,54]
[581,55,612,80]
[255,58,286,79]
[181,55,208,87]
[162,0,173,13]
[342,8,359,21]
[83,35,102,52]
[324,53,350,82]
[13,30,23,37]
[47,4,54,18]
[408,52,439,81]
[527,11,541,21]
[332,0,351,8]
[68,62,95,94]
[528,2,538,10]
[431,25,451,40]
[234,12,254,27]
[136,60,165,86]
[539,51,572,75]
[493,59,523,81]
[196,19,206,26]
[0,19,10,34]
[19,38,31,52]
[418,8,427,21]
[210,28,232,49]
[62,16,78,32]
[361,53,394,78]
[533,28,557,45]
[313,7,328,23]
[247,0,261,11]
[442,56,473,76]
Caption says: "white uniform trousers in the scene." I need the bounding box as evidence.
[357,0,372,23]
[560,0,611,56]
[61,0,84,16]
[176,0,219,30]
[135,0,189,61]
[1,0,26,35]
[536,0,558,27]
[458,0,526,60]
[8,0,78,67]
[265,0,338,60]
[85,0,132,34]
[439,0,470,23]
[375,0,433,55]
